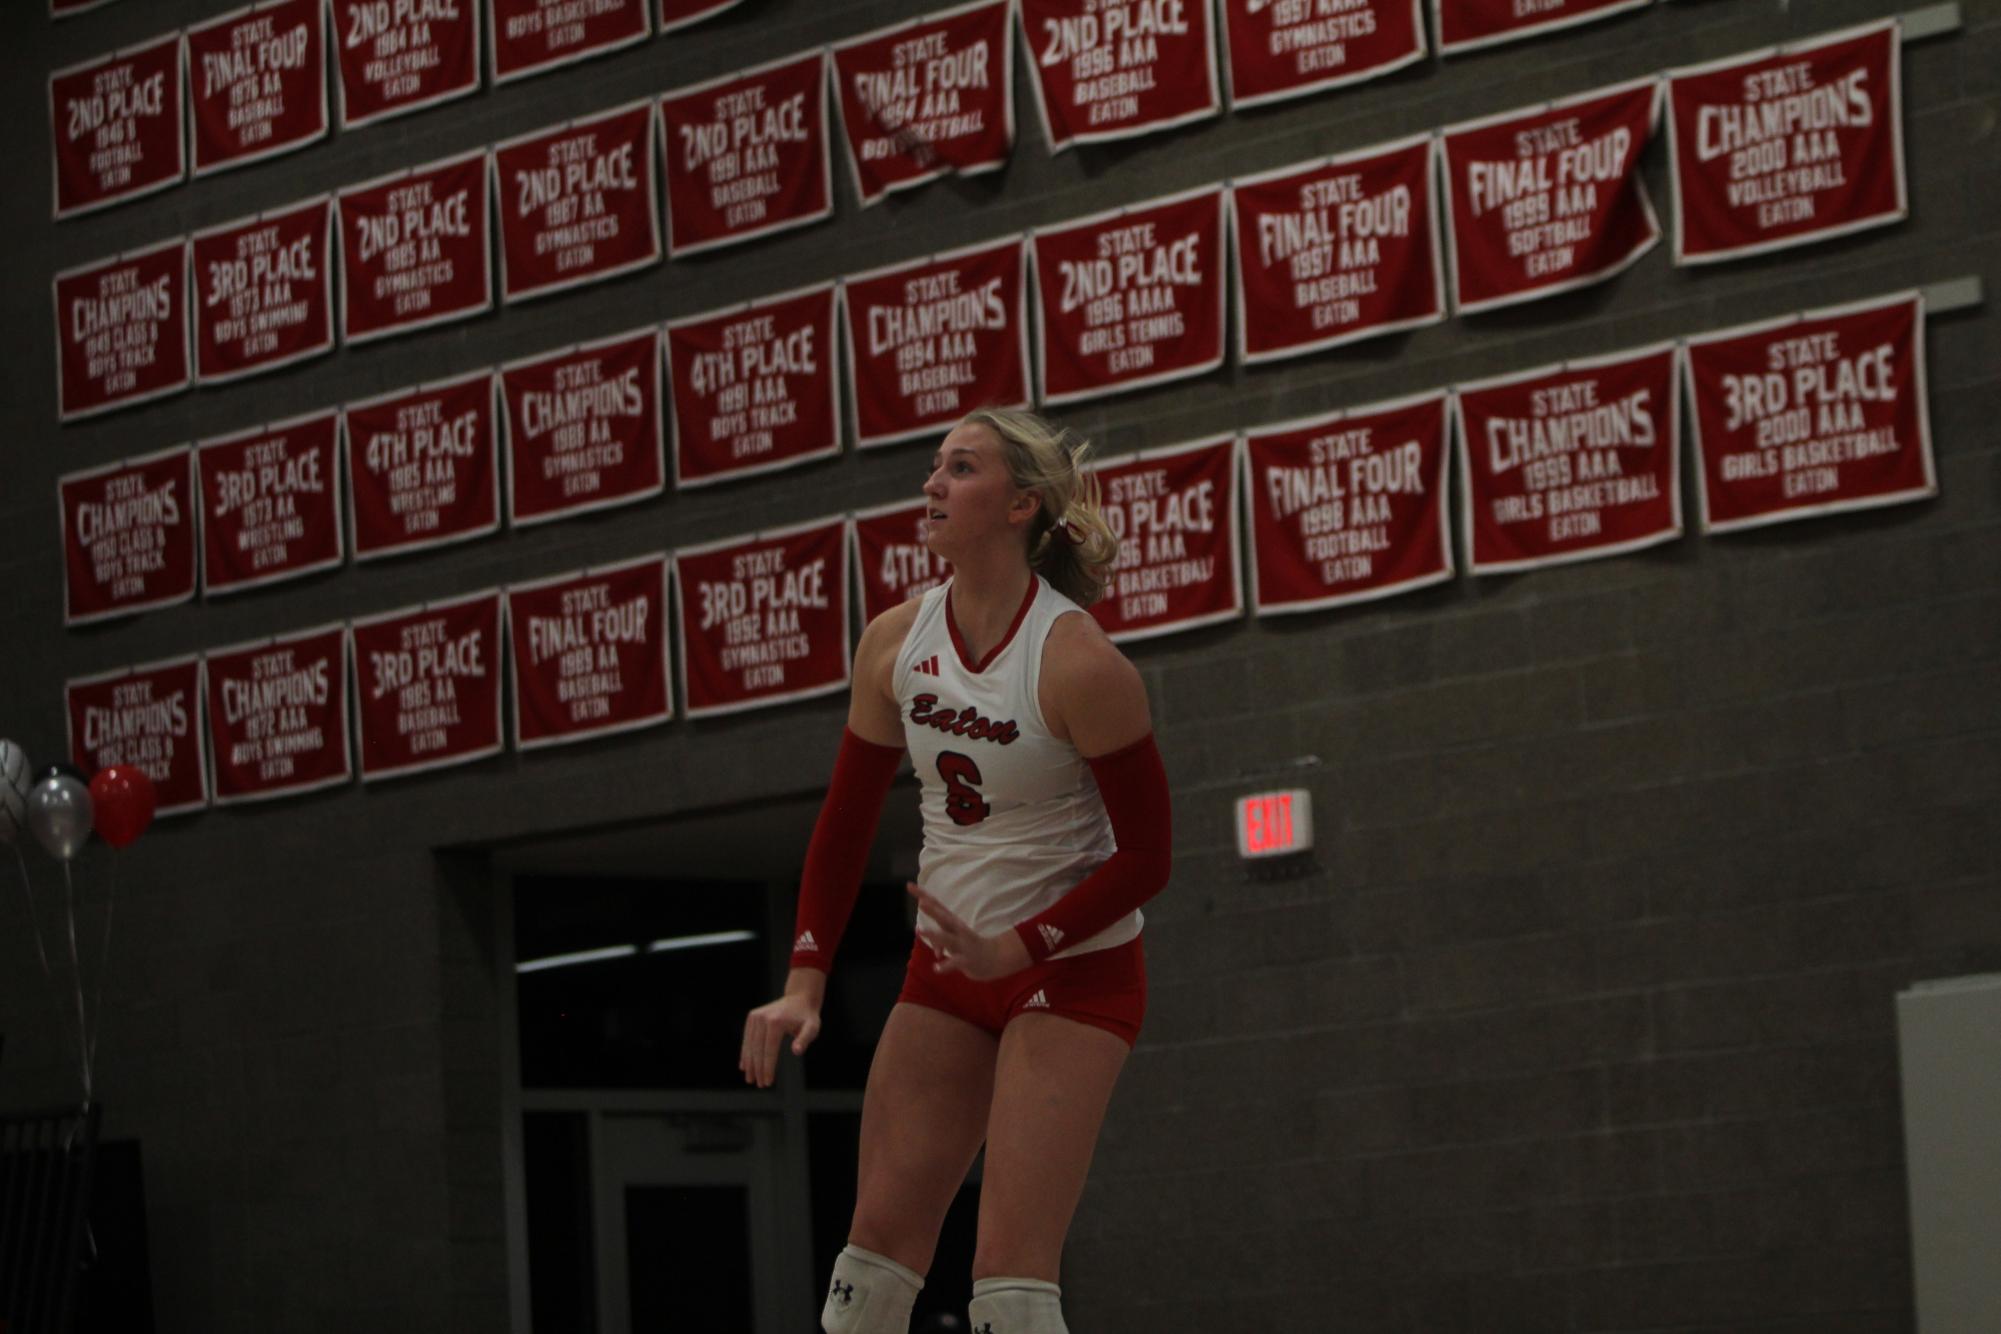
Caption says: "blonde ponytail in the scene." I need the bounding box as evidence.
[962,408,1120,607]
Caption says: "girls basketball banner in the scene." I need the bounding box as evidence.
[490,0,649,83]
[204,623,351,803]
[843,236,1030,448]
[660,0,744,32]
[344,370,502,559]
[1454,342,1681,574]
[829,0,1013,206]
[1666,19,1905,265]
[190,195,337,384]
[54,238,191,422]
[1684,290,1932,534]
[186,0,329,176]
[197,411,345,595]
[1088,435,1241,642]
[1439,76,1661,314]
[1017,0,1221,149]
[851,498,950,622]
[350,589,505,780]
[1032,185,1226,405]
[674,518,851,718]
[659,51,833,257]
[66,656,209,817]
[328,0,481,129]
[60,446,198,626]
[500,326,665,525]
[494,100,662,302]
[337,150,493,342]
[1219,0,1426,110]
[1232,134,1445,365]
[665,283,840,487]
[508,554,672,748]
[1243,391,1454,615]
[1434,0,1650,56]
[50,33,185,218]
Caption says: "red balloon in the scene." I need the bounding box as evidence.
[88,765,156,849]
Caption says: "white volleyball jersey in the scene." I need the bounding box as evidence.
[893,575,1141,959]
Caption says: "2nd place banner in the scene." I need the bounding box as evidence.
[185,0,329,176]
[666,283,840,487]
[1018,0,1221,149]
[337,150,493,342]
[327,0,481,130]
[659,51,832,256]
[50,32,185,218]
[66,656,209,817]
[494,99,662,302]
[1088,436,1242,642]
[196,411,345,595]
[675,519,850,717]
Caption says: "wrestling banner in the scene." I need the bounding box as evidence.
[344,370,502,559]
[665,282,840,487]
[196,411,345,595]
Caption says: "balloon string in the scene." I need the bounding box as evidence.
[61,859,92,1110]
[86,858,116,1094]
[13,843,85,1094]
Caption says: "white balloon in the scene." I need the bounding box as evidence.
[0,739,29,845]
[27,775,92,862]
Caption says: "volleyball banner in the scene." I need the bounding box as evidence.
[660,52,832,256]
[1434,0,1651,56]
[351,589,505,780]
[336,150,493,342]
[60,446,198,626]
[344,370,502,559]
[204,623,351,803]
[674,518,851,718]
[190,194,336,384]
[1017,0,1221,149]
[328,0,480,129]
[1088,435,1241,642]
[494,100,662,302]
[1220,0,1426,110]
[196,411,345,595]
[501,326,665,525]
[186,0,328,175]
[852,498,950,623]
[490,0,649,83]
[54,238,191,422]
[509,554,672,748]
[1685,290,1932,534]
[660,0,744,32]
[665,283,839,487]
[50,33,185,217]
[66,656,208,818]
[843,236,1030,448]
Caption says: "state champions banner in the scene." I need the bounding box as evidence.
[1088,435,1242,642]
[489,0,649,84]
[674,517,851,718]
[1242,391,1453,615]
[50,32,185,219]
[494,99,662,302]
[665,283,840,488]
[1032,184,1226,406]
[185,0,329,176]
[197,411,345,595]
[336,149,493,343]
[1219,0,1427,110]
[344,369,502,560]
[1439,76,1662,315]
[1684,290,1933,534]
[1434,0,1651,57]
[190,194,337,385]
[843,235,1030,448]
[59,445,199,626]
[1231,134,1445,365]
[67,655,209,817]
[660,0,745,33]
[350,589,505,780]
[327,0,481,130]
[500,326,665,525]
[851,496,950,623]
[1454,343,1681,574]
[659,51,833,257]
[54,237,191,422]
[1666,19,1905,266]
[1017,0,1221,150]
[508,554,672,749]
[203,622,352,804]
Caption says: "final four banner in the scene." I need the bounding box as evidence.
[186,0,329,176]
[659,51,833,257]
[1231,134,1445,365]
[196,411,345,595]
[50,32,185,218]
[1088,435,1242,643]
[665,283,840,487]
[344,370,502,559]
[674,518,851,718]
[851,497,950,623]
[1666,19,1905,266]
[1434,0,1651,57]
[190,194,337,385]
[500,326,666,525]
[328,0,481,130]
[1439,76,1661,315]
[59,446,199,626]
[1219,0,1427,110]
[494,100,662,302]
[67,656,209,817]
[54,237,191,422]
[350,589,505,780]
[660,0,745,32]
[204,622,351,804]
[508,554,672,749]
[1454,343,1682,574]
[1684,290,1933,534]
[489,0,649,84]
[336,149,493,343]
[1017,0,1221,150]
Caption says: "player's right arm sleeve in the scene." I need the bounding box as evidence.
[789,727,904,972]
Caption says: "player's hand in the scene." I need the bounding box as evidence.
[739,990,821,1088]
[908,882,1032,981]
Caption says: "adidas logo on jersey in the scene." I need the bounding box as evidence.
[794,931,820,954]
[913,654,941,676]
[1038,923,1065,952]
[1023,990,1050,1009]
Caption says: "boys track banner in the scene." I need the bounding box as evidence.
[1017,0,1221,149]
[1219,0,1427,110]
[67,655,210,817]
[204,622,352,804]
[350,589,506,780]
[1087,435,1242,642]
[189,194,337,384]
[185,0,329,176]
[344,370,502,560]
[54,237,191,422]
[659,51,833,256]
[336,149,494,343]
[196,411,346,595]
[50,32,185,218]
[493,99,662,302]
[489,0,650,84]
[508,554,673,749]
[665,283,841,487]
[851,498,951,623]
[59,446,199,626]
[674,518,851,717]
[500,326,666,525]
[327,0,481,129]
[1434,0,1651,57]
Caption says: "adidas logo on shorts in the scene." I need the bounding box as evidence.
[1023,990,1050,1009]
[794,931,819,954]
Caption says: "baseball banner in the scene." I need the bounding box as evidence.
[1434,0,1651,57]
[328,0,481,129]
[1685,290,1932,534]
[494,100,662,302]
[197,411,345,595]
[852,497,950,623]
[1087,435,1241,642]
[50,33,185,218]
[345,370,502,559]
[659,51,833,257]
[1666,19,1905,265]
[54,237,191,422]
[508,554,672,748]
[665,282,840,487]
[60,445,199,626]
[843,236,1030,448]
[1219,0,1427,110]
[501,326,665,525]
[54,0,125,18]
[336,149,493,343]
[67,656,209,817]
[204,623,351,803]
[186,0,329,176]
[1232,134,1445,365]
[1439,76,1662,314]
[190,194,337,384]
[1454,342,1681,574]
[1243,391,1454,614]
[660,0,744,32]
[1017,0,1221,150]
[490,0,649,84]
[674,517,851,718]
[350,589,505,780]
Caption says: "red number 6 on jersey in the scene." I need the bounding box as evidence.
[937,751,990,827]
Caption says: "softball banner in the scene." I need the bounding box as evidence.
[500,326,665,525]
[54,238,191,422]
[1018,0,1221,149]
[344,370,502,560]
[660,0,745,32]
[59,446,199,626]
[328,0,481,129]
[336,150,493,343]
[67,656,209,817]
[350,589,505,781]
[185,0,329,176]
[851,498,950,623]
[196,411,345,596]
[489,0,649,84]
[660,51,833,256]
[666,283,840,487]
[50,33,185,218]
[1088,435,1242,642]
[1434,0,1651,57]
[493,99,662,302]
[190,194,336,385]
[509,555,673,748]
[674,518,851,718]
[204,623,351,804]
[1219,0,1426,110]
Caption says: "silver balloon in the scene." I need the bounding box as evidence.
[27,774,93,862]
[0,739,29,845]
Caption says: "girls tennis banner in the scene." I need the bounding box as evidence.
[508,554,672,748]
[1219,0,1426,110]
[51,33,185,217]
[54,238,191,422]
[490,0,649,84]
[1017,0,1221,149]
[674,518,851,717]
[190,194,336,384]
[494,100,662,302]
[204,623,351,803]
[1088,435,1241,642]
[328,0,481,129]
[660,52,832,256]
[345,370,502,559]
[186,0,329,175]
[351,589,505,780]
[196,411,345,595]
[851,498,950,622]
[337,150,493,342]
[660,0,745,32]
[500,326,665,525]
[1434,0,1650,56]
[665,283,840,487]
[67,656,209,817]
[60,446,198,626]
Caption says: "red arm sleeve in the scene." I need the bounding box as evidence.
[789,727,904,972]
[1014,733,1172,964]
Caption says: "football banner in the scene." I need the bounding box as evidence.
[59,445,199,626]
[1017,0,1221,150]
[50,33,185,218]
[508,554,672,749]
[659,51,833,257]
[328,0,481,129]
[665,283,840,487]
[190,194,337,384]
[196,411,345,595]
[54,237,191,422]
[350,589,505,780]
[186,0,329,176]
[336,149,493,343]
[345,370,502,559]
[1434,0,1651,57]
[1088,435,1242,642]
[851,497,950,623]
[660,0,745,32]
[500,326,665,525]
[66,656,209,817]
[204,622,351,803]
[490,0,649,84]
[494,99,662,302]
[674,518,851,718]
[1219,0,1427,110]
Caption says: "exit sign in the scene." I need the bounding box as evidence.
[1236,789,1312,860]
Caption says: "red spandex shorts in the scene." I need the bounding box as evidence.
[896,934,1147,1048]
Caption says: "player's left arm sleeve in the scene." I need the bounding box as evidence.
[1014,733,1172,964]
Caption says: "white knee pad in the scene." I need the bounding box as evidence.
[968,1277,1067,1334]
[822,1244,923,1334]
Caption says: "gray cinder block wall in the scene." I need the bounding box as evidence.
[2,1,1996,1331]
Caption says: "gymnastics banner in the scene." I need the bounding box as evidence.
[851,498,950,622]
[500,326,665,525]
[1231,134,1445,365]
[1434,0,1651,56]
[674,518,851,718]
[59,446,198,626]
[54,238,191,422]
[660,0,745,32]
[659,51,833,256]
[494,100,662,302]
[344,370,502,559]
[190,194,337,384]
[1088,435,1241,642]
[50,33,185,218]
[350,589,505,780]
[1219,0,1426,110]
[490,0,649,83]
[196,411,345,595]
[1454,343,1681,574]
[336,149,493,342]
[204,623,351,804]
[1017,0,1221,149]
[186,0,329,175]
[1666,19,1905,265]
[66,656,208,818]
[1439,76,1661,314]
[1684,290,1932,534]
[665,283,840,487]
[328,0,480,129]
[508,554,672,748]
[843,236,1030,448]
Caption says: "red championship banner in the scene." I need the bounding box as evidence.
[660,51,833,257]
[53,238,191,422]
[490,0,649,84]
[350,589,505,780]
[336,149,493,343]
[1032,185,1226,406]
[674,518,851,718]
[344,370,502,559]
[494,100,662,302]
[190,194,336,385]
[328,0,481,130]
[829,1,1014,207]
[508,554,672,749]
[1454,343,1681,574]
[1018,0,1221,150]
[1434,0,1650,57]
[196,411,345,596]
[67,656,208,817]
[666,283,840,488]
[1244,391,1454,615]
[660,0,744,33]
[1666,20,1905,266]
[501,326,665,525]
[54,0,124,17]
[843,236,1030,448]
[1088,435,1242,642]
[1220,0,1427,110]
[1439,76,1662,315]
[1685,290,1933,535]
[59,446,199,626]
[50,33,185,218]
[185,0,329,176]
[1232,134,1445,365]
[851,497,950,623]
[204,623,351,804]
